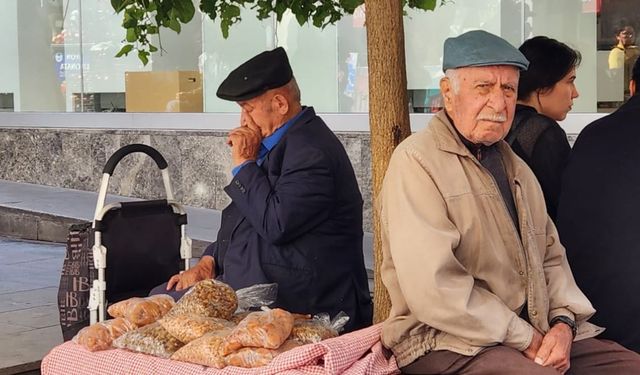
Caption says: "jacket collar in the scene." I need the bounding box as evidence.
[432,110,479,157]
[431,110,525,178]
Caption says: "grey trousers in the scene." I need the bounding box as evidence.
[401,338,640,375]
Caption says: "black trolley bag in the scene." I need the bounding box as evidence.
[58,144,192,330]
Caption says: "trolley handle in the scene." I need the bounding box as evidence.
[103,144,168,175]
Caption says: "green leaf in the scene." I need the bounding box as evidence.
[149,44,158,53]
[138,50,149,65]
[339,0,363,13]
[168,17,182,33]
[115,44,134,57]
[174,0,196,23]
[410,0,438,10]
[222,4,241,20]
[200,1,217,21]
[221,19,231,39]
[111,0,131,13]
[126,27,137,42]
[147,25,158,34]
[295,12,307,26]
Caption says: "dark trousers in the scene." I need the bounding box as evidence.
[401,338,640,375]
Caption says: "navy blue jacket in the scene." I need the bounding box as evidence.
[557,95,640,353]
[204,107,372,332]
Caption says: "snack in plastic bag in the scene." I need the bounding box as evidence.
[159,313,235,343]
[73,318,137,352]
[107,298,135,318]
[171,328,232,368]
[167,279,238,320]
[74,322,112,352]
[113,322,184,358]
[224,339,302,368]
[290,319,337,344]
[107,294,175,326]
[147,294,175,315]
[222,308,294,355]
[104,317,137,338]
[229,311,251,324]
[235,283,278,312]
[125,298,163,326]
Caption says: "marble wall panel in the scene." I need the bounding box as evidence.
[0,128,374,232]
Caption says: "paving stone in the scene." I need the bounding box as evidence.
[0,325,62,370]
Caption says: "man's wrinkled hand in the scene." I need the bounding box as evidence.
[534,323,573,374]
[523,328,544,361]
[227,111,262,166]
[166,256,215,291]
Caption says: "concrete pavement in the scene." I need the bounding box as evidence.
[0,237,65,375]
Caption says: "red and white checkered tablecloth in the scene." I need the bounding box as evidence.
[41,323,400,375]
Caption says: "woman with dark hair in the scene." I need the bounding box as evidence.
[506,36,581,221]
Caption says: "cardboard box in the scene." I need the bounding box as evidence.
[125,71,203,112]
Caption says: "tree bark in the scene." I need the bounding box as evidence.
[364,0,412,323]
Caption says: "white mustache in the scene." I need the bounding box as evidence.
[476,113,507,122]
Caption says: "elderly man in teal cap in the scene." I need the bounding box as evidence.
[378,30,640,374]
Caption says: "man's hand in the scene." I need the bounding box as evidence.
[523,328,544,361]
[534,323,573,374]
[166,256,215,291]
[227,110,262,166]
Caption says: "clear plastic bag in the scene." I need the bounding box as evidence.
[158,313,235,343]
[113,322,184,358]
[170,328,232,368]
[221,308,294,355]
[224,339,302,368]
[289,311,349,344]
[73,318,137,352]
[235,283,278,312]
[167,279,237,320]
[229,311,251,324]
[107,294,175,326]
[74,322,112,352]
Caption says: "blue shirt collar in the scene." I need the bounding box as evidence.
[261,106,308,153]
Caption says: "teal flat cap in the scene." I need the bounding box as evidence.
[443,30,529,71]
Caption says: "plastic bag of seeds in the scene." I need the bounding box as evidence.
[224,339,302,368]
[73,322,112,352]
[167,279,237,320]
[289,312,349,344]
[170,328,232,368]
[159,313,235,343]
[73,317,137,352]
[113,322,184,358]
[107,294,175,326]
[221,308,294,355]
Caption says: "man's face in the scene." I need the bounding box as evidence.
[440,65,519,145]
[617,27,635,47]
[238,94,277,137]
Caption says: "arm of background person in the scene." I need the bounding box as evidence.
[381,146,534,351]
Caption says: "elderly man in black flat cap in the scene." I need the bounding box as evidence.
[155,47,372,333]
[378,30,640,374]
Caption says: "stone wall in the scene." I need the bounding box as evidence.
[0,128,374,232]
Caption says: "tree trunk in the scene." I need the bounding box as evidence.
[364,1,412,324]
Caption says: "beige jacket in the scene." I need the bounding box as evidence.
[379,111,602,368]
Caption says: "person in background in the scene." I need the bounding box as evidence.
[379,29,640,374]
[151,47,373,333]
[556,58,640,354]
[506,36,580,222]
[608,25,640,100]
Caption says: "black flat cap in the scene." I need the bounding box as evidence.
[443,30,529,71]
[216,47,293,101]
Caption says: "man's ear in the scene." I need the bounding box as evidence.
[272,94,289,115]
[630,79,637,97]
[440,77,454,112]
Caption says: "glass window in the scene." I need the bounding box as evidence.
[1,0,636,116]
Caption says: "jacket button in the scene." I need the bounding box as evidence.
[531,310,538,316]
[519,270,525,276]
